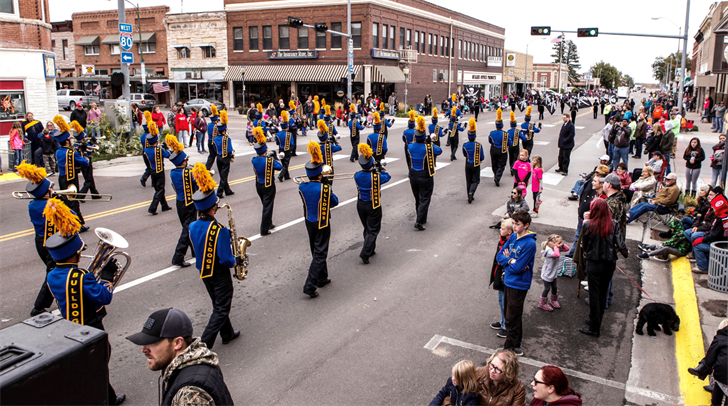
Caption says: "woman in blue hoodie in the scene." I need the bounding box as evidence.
[429,360,480,406]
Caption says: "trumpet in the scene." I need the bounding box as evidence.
[12,184,112,201]
[293,165,356,184]
[82,227,132,288]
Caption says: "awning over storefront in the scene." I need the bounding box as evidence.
[372,66,406,83]
[172,44,190,49]
[196,43,216,49]
[139,33,156,42]
[75,36,99,46]
[101,35,119,45]
[224,65,362,83]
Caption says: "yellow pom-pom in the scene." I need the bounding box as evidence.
[496,108,503,122]
[281,110,289,123]
[526,105,532,116]
[253,127,266,144]
[416,116,426,133]
[144,110,152,123]
[149,121,159,136]
[408,110,416,121]
[432,107,438,117]
[350,104,356,113]
[289,100,296,110]
[313,99,320,114]
[257,103,263,112]
[69,120,84,134]
[468,118,476,132]
[317,119,328,134]
[373,112,381,124]
[452,93,457,102]
[53,115,70,133]
[16,161,46,183]
[210,105,219,116]
[510,110,516,123]
[165,134,184,153]
[451,107,457,117]
[220,109,228,125]
[358,143,373,159]
[192,162,217,193]
[307,140,323,164]
[43,198,81,237]
[324,105,331,116]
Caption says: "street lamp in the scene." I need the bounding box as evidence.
[241,65,246,112]
[652,17,681,91]
[403,65,410,111]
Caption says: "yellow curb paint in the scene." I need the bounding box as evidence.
[671,256,711,406]
[0,172,20,182]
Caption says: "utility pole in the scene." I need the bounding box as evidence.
[557,34,563,93]
[131,2,146,95]
[347,0,352,104]
[118,0,130,101]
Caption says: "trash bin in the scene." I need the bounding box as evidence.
[6,142,31,172]
[708,241,728,293]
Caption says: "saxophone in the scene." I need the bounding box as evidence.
[219,203,251,280]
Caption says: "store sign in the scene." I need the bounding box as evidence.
[43,54,56,79]
[487,56,502,67]
[371,48,400,59]
[462,71,502,85]
[82,65,95,75]
[506,53,516,67]
[268,50,318,59]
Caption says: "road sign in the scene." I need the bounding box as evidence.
[120,33,133,51]
[119,23,132,33]
[121,52,134,64]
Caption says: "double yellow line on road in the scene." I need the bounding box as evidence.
[0,162,308,243]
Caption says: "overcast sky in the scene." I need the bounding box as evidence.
[50,0,716,83]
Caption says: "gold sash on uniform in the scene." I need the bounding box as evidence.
[371,172,381,209]
[324,143,332,167]
[474,142,481,167]
[222,135,229,158]
[24,120,40,131]
[318,184,331,229]
[284,131,291,151]
[528,123,534,141]
[265,157,274,187]
[183,168,194,206]
[65,149,76,181]
[376,133,385,155]
[65,268,85,325]
[352,123,358,138]
[501,131,508,154]
[511,129,519,147]
[426,143,436,177]
[154,146,163,173]
[200,222,221,278]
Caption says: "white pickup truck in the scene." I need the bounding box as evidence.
[57,89,100,111]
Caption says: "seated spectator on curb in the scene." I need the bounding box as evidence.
[692,187,728,274]
[614,163,633,201]
[687,319,728,406]
[429,360,479,406]
[626,173,680,224]
[490,188,530,229]
[637,218,691,261]
[530,366,583,406]
[684,185,712,243]
[629,167,657,207]
[569,155,610,201]
[466,350,526,406]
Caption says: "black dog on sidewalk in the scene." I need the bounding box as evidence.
[636,303,681,337]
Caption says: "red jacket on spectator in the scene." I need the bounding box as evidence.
[175,113,189,132]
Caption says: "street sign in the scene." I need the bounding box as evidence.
[119,23,132,33]
[121,52,134,64]
[120,33,133,51]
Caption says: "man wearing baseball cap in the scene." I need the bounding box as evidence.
[626,172,680,223]
[127,309,234,405]
[568,154,611,201]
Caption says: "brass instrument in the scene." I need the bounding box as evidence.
[293,164,356,184]
[267,149,285,160]
[219,203,251,280]
[82,227,132,287]
[12,184,112,201]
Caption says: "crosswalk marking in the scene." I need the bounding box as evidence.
[543,173,564,185]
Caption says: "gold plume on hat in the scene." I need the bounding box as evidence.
[526,105,532,116]
[53,115,70,133]
[321,98,326,107]
[408,110,416,121]
[317,119,328,134]
[192,162,217,193]
[468,118,476,132]
[289,100,296,110]
[314,95,319,101]
[359,143,373,159]
[416,116,426,132]
[380,102,386,111]
[16,161,47,183]
[373,112,381,124]
[496,108,503,122]
[350,103,356,112]
[313,99,320,114]
[165,134,184,153]
[509,110,516,123]
[43,198,81,237]
[220,109,228,125]
[308,140,323,164]
[452,93,457,102]
[144,110,152,123]
[210,105,219,116]
[149,121,159,136]
[324,105,331,116]
[69,120,84,134]
[281,110,289,122]
[253,127,266,144]
[432,107,438,117]
[451,106,457,117]
[256,103,263,112]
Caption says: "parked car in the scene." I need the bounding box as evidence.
[182,99,225,117]
[117,93,158,111]
[57,89,100,110]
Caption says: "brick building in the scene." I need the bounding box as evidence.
[69,5,170,104]
[51,20,75,78]
[693,2,728,114]
[165,11,228,105]
[0,0,57,137]
[502,49,533,96]
[532,62,568,92]
[223,0,504,109]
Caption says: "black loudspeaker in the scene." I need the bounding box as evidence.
[110,72,124,86]
[0,313,109,405]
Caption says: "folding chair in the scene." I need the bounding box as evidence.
[641,189,683,230]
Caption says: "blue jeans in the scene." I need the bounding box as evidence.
[571,179,586,195]
[713,168,721,187]
[87,122,100,138]
[613,146,629,170]
[389,105,395,115]
[684,230,706,243]
[719,118,725,133]
[664,154,671,176]
[13,149,22,169]
[568,217,584,256]
[682,217,694,229]
[196,130,206,152]
[498,290,505,329]
[694,242,711,271]
[627,203,670,223]
[307,113,314,128]
[607,143,615,168]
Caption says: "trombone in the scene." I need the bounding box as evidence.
[12,184,112,201]
[293,165,356,184]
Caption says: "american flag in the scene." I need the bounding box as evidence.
[152,81,170,93]
[94,84,101,93]
[551,35,563,44]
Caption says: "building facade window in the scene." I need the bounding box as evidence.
[373,22,379,48]
[352,22,362,48]
[110,44,119,55]
[382,24,388,49]
[433,69,437,82]
[316,30,325,49]
[249,26,259,50]
[279,25,289,49]
[298,27,308,49]
[433,34,437,56]
[140,42,155,54]
[443,37,447,57]
[84,45,99,55]
[331,22,342,48]
[407,29,411,48]
[177,47,190,59]
[233,27,243,50]
[202,46,216,58]
[62,39,68,59]
[262,25,272,50]
[389,25,395,49]
[420,31,425,53]
[52,39,55,48]
[0,0,18,17]
[414,30,418,52]
[458,40,461,58]
[400,27,405,49]
[428,33,432,54]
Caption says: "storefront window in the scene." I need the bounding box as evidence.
[0,91,25,121]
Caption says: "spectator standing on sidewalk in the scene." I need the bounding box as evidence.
[556,114,575,176]
[683,137,706,197]
[192,108,207,154]
[151,105,166,133]
[175,108,190,147]
[167,105,177,137]
[538,234,568,312]
[633,113,647,158]
[388,93,396,116]
[69,103,87,129]
[489,219,513,339]
[9,122,24,171]
[711,134,725,187]
[612,118,632,171]
[713,101,726,133]
[567,167,608,256]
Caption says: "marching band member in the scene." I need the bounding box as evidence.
[252,127,282,236]
[462,118,485,204]
[348,103,364,162]
[53,115,89,232]
[408,116,442,231]
[16,162,58,316]
[275,110,294,182]
[213,110,235,198]
[377,102,393,138]
[189,163,240,349]
[428,107,444,147]
[317,119,342,183]
[43,198,125,405]
[355,144,391,264]
[205,105,220,170]
[167,135,197,268]
[143,118,171,215]
[323,104,339,144]
[447,106,465,161]
[318,98,327,122]
[507,110,524,175]
[252,103,267,134]
[70,120,100,200]
[403,110,416,168]
[489,108,509,187]
[313,96,321,122]
[367,112,388,170]
[140,111,153,186]
[299,141,339,298]
[520,105,542,158]
[288,100,299,156]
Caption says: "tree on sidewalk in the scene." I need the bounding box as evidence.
[590,61,621,90]
[551,39,581,85]
[652,52,692,83]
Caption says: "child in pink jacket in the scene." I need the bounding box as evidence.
[512,149,532,197]
[531,155,544,217]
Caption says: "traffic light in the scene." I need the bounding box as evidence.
[287,17,303,28]
[577,28,598,37]
[531,26,550,36]
[314,23,328,33]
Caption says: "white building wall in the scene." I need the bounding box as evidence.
[1,48,58,123]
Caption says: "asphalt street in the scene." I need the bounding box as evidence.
[0,106,645,405]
